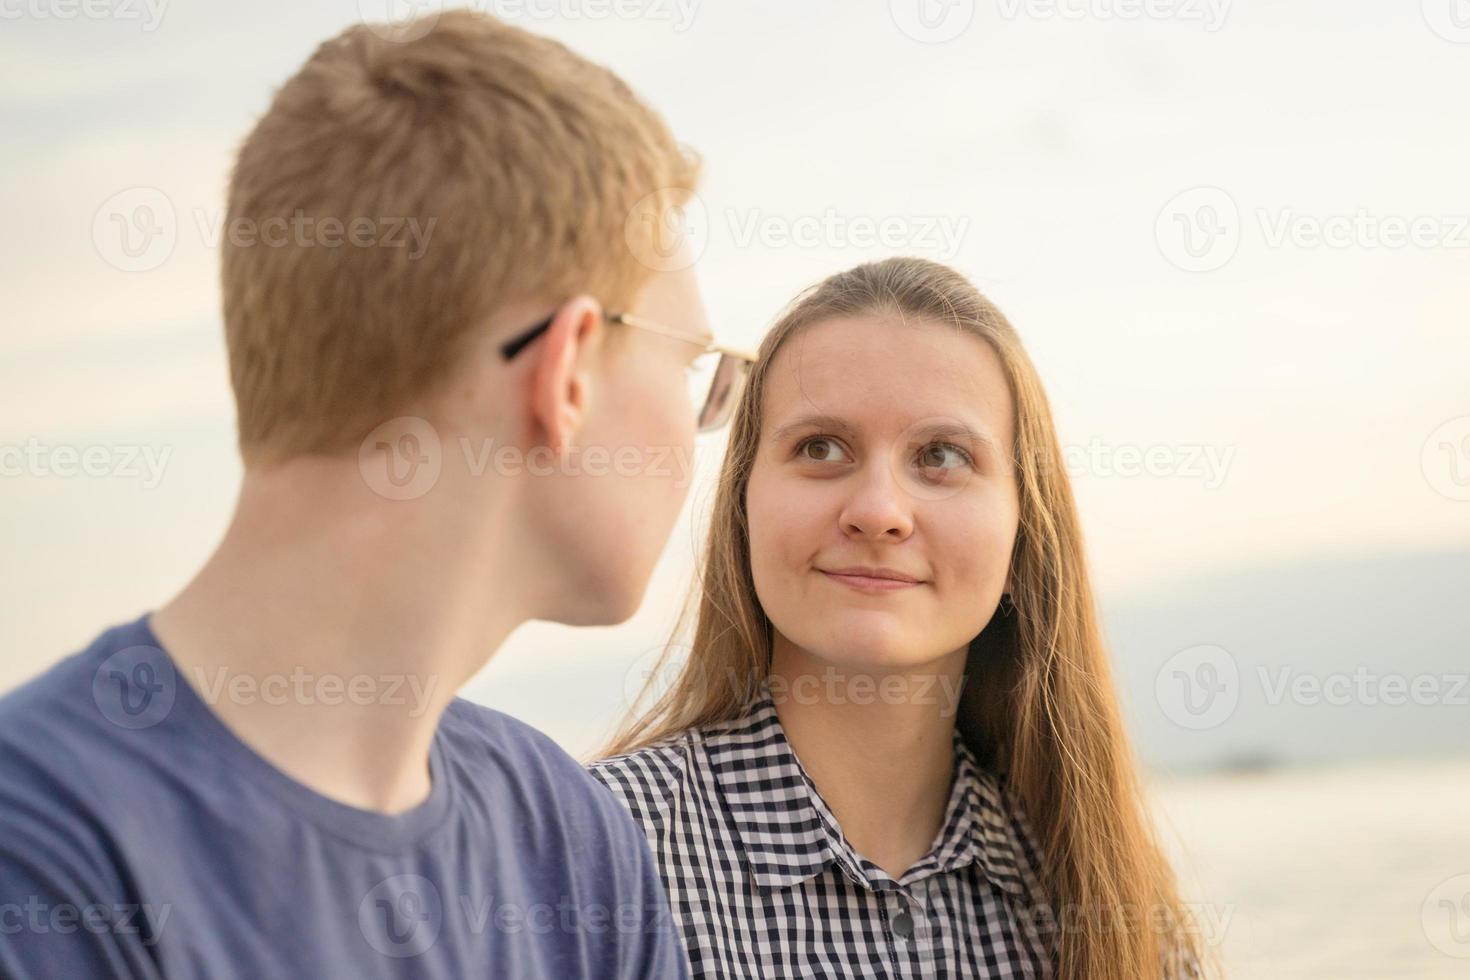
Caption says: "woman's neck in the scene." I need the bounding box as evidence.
[767,638,970,879]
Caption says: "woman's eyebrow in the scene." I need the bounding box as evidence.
[768,415,1003,457]
[769,414,858,443]
[914,421,1004,459]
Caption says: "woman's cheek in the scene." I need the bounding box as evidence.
[931,495,1014,587]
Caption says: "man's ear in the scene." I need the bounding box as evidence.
[529,295,604,453]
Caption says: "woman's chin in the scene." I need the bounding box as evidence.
[797,620,940,673]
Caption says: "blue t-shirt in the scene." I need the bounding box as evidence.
[0,613,690,979]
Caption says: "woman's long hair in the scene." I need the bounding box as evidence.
[601,256,1214,980]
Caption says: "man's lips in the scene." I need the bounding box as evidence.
[816,566,926,593]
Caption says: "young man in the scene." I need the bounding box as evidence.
[0,10,722,978]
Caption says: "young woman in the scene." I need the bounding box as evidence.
[589,257,1211,979]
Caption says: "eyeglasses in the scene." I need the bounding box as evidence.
[499,310,757,433]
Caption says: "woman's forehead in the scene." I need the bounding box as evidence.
[761,316,1014,444]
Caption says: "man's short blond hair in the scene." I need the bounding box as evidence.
[223,10,700,465]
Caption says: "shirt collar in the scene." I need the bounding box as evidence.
[702,680,1031,898]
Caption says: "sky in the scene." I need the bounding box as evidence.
[2,0,1468,753]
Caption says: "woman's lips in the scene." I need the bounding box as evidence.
[817,569,925,594]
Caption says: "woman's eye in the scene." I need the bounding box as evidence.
[916,442,972,471]
[797,437,850,463]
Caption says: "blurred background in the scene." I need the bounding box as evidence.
[2,0,1467,975]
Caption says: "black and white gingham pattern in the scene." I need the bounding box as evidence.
[588,683,1057,979]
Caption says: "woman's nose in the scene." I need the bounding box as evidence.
[838,463,915,541]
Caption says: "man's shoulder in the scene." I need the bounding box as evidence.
[0,617,160,892]
[438,698,645,838]
[439,695,582,773]
[0,616,149,774]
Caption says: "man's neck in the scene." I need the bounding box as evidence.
[150,459,525,815]
[768,641,969,879]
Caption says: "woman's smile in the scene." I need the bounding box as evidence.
[816,565,927,594]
